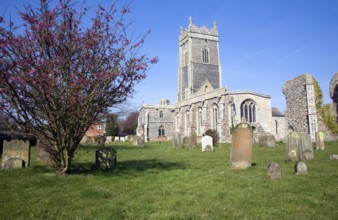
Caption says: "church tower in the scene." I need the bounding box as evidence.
[177,17,222,102]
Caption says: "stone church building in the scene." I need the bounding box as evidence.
[137,18,286,143]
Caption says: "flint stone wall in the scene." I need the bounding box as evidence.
[283,74,335,141]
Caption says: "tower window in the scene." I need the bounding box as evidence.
[159,111,164,118]
[202,47,209,64]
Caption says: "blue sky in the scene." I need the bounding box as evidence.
[2,0,338,112]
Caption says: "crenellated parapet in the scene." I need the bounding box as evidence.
[179,17,218,42]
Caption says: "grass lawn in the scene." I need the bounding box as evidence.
[0,141,338,219]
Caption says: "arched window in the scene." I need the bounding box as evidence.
[159,111,163,118]
[212,104,219,130]
[202,47,209,64]
[240,99,256,123]
[158,126,165,137]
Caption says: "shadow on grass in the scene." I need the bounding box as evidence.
[70,159,187,176]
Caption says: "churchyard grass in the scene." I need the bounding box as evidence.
[0,141,338,219]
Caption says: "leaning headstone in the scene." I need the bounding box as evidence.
[300,133,314,160]
[315,131,325,150]
[172,132,182,148]
[285,131,300,162]
[2,140,30,169]
[95,147,117,171]
[295,161,307,175]
[202,135,213,152]
[189,131,197,148]
[182,136,189,147]
[259,134,276,147]
[329,154,338,160]
[267,162,281,179]
[230,123,253,169]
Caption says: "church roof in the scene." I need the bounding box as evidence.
[272,107,285,117]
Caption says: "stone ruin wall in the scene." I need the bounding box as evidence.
[283,74,336,141]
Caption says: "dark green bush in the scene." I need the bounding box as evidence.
[204,129,219,146]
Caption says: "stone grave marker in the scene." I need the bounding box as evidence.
[329,155,338,160]
[202,135,213,152]
[295,161,307,175]
[259,134,276,147]
[182,136,189,147]
[106,136,113,143]
[172,132,182,148]
[36,140,53,167]
[133,135,144,147]
[114,136,119,142]
[189,131,197,148]
[120,137,125,142]
[315,131,325,150]
[285,131,300,162]
[300,133,314,160]
[2,140,30,169]
[230,123,253,169]
[95,147,117,171]
[267,162,281,179]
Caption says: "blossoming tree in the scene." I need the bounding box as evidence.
[0,0,158,174]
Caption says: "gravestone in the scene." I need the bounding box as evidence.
[36,140,53,167]
[189,131,197,148]
[259,134,276,147]
[106,136,113,143]
[267,162,281,179]
[202,135,213,152]
[2,158,25,169]
[133,136,144,147]
[329,154,338,160]
[230,123,253,169]
[114,136,119,142]
[300,133,314,160]
[285,131,300,162]
[2,140,30,169]
[295,161,307,175]
[95,147,117,171]
[120,137,125,142]
[315,131,325,150]
[182,136,189,147]
[172,132,182,148]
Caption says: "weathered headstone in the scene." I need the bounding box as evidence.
[230,123,253,169]
[189,131,197,148]
[295,161,307,175]
[120,137,125,142]
[300,133,314,160]
[267,162,281,179]
[36,140,53,167]
[2,140,30,169]
[202,135,213,152]
[182,136,189,147]
[285,131,300,162]
[329,154,338,160]
[259,134,276,147]
[172,132,182,148]
[2,158,25,169]
[106,136,113,143]
[133,135,144,147]
[315,131,325,150]
[114,136,119,142]
[95,147,117,171]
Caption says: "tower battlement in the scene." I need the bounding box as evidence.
[179,17,218,41]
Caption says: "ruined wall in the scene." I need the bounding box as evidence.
[283,74,335,141]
